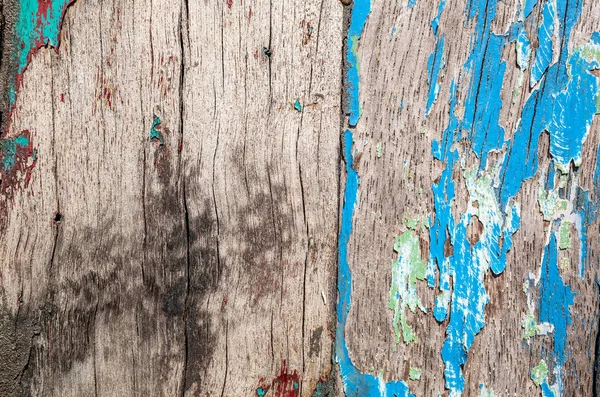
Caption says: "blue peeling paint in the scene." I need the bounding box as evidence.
[346,0,371,127]
[530,0,555,86]
[336,130,413,397]
[425,1,446,117]
[548,45,600,170]
[539,233,576,368]
[336,1,413,394]
[407,0,417,9]
[533,232,576,395]
[431,0,446,37]
[425,0,600,393]
[426,0,518,391]
[575,145,600,276]
[425,36,445,118]
[461,8,507,169]
[523,0,538,19]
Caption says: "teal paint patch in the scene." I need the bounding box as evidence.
[8,0,75,108]
[0,1,73,196]
[311,370,336,396]
[294,99,302,111]
[150,116,164,145]
[2,133,30,171]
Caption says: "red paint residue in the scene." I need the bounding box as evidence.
[226,0,233,9]
[256,361,300,397]
[103,87,113,109]
[220,295,228,311]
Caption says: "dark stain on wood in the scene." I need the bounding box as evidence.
[308,326,323,358]
[0,303,38,397]
[183,198,221,392]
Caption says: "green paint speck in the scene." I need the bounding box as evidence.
[376,142,383,158]
[389,224,427,344]
[409,366,421,381]
[522,312,538,340]
[538,185,568,221]
[531,360,548,387]
[558,221,572,250]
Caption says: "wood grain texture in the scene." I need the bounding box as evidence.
[346,0,600,396]
[0,0,599,396]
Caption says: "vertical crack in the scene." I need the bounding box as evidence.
[179,0,190,395]
[267,0,273,103]
[219,319,229,397]
[182,178,191,397]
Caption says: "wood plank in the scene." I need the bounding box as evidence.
[0,0,340,395]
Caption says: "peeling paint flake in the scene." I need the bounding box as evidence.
[150,116,165,145]
[531,359,559,397]
[530,0,556,87]
[336,0,414,394]
[425,0,446,117]
[408,366,421,381]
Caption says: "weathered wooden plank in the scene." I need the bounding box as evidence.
[0,0,343,396]
[181,0,343,394]
[342,0,600,396]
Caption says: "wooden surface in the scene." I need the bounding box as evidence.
[0,0,599,396]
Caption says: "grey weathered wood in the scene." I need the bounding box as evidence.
[0,0,599,396]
